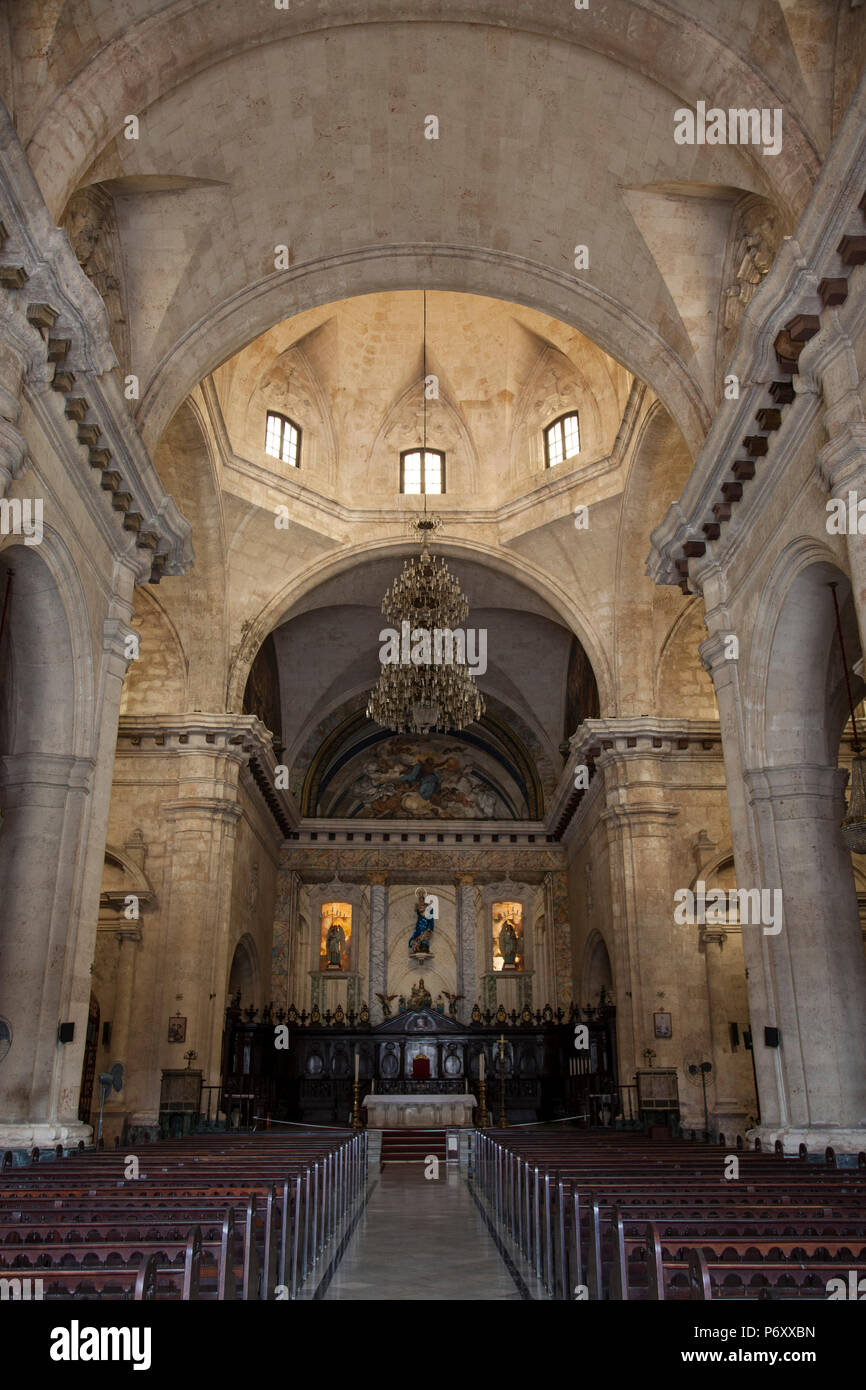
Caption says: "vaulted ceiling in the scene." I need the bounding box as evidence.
[8,0,861,461]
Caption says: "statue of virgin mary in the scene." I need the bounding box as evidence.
[408,887,434,952]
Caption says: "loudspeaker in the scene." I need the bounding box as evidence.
[729,1021,740,1051]
[764,1026,780,1048]
[57,1022,75,1044]
[743,1028,752,1050]
[102,1022,112,1047]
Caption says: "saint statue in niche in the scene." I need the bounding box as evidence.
[498,918,520,969]
[325,919,346,969]
[408,887,434,953]
[408,978,432,1011]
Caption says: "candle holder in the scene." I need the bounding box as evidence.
[351,1079,362,1131]
[477,1073,490,1129]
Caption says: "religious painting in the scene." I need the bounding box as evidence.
[168,1014,187,1044]
[327,734,518,819]
[653,1011,672,1039]
[492,901,524,972]
[320,902,352,972]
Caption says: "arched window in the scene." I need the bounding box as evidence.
[400,448,445,495]
[265,411,301,467]
[544,412,580,467]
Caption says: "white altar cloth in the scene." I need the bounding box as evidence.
[362,1094,477,1128]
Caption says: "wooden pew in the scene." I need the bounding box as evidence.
[475,1130,866,1301]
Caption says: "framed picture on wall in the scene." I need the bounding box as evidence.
[653,1011,672,1039]
[168,1014,187,1044]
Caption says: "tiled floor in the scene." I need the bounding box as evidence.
[312,1165,540,1300]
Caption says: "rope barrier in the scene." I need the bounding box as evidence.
[251,1116,354,1131]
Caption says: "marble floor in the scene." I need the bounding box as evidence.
[305,1165,545,1301]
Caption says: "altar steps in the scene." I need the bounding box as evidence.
[379,1128,448,1165]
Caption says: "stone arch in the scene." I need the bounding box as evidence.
[150,399,226,710]
[137,247,712,466]
[227,934,259,1009]
[692,850,736,894]
[27,3,818,230]
[582,929,614,1006]
[120,588,188,715]
[0,542,77,758]
[746,540,862,770]
[740,544,866,1141]
[99,844,156,922]
[224,534,614,721]
[0,529,94,758]
[655,599,718,718]
[616,396,700,713]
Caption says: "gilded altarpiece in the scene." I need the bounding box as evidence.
[273,847,573,1020]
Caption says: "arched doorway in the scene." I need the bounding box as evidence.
[582,930,613,1006]
[228,937,257,1009]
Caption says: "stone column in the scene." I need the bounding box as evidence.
[545,869,573,1009]
[700,631,782,1132]
[745,763,866,1147]
[159,793,243,1115]
[455,874,476,1023]
[700,927,755,1136]
[103,926,141,1136]
[600,796,690,1108]
[585,721,721,1129]
[54,601,139,1137]
[118,715,270,1131]
[0,751,94,1146]
[368,875,388,1021]
[272,868,301,1012]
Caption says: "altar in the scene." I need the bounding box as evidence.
[362,1093,477,1128]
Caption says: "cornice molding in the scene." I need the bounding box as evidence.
[647,79,866,594]
[0,102,193,580]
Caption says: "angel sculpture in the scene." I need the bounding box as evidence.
[376,991,398,1019]
[443,991,464,1020]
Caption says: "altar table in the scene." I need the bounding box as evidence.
[362,1094,477,1128]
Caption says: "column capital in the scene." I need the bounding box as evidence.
[455,873,475,886]
[367,872,388,886]
[160,797,244,826]
[745,763,847,814]
[700,927,728,952]
[0,750,94,796]
[699,631,737,683]
[816,421,866,497]
[103,616,138,678]
[571,716,722,765]
[117,712,274,762]
[115,926,143,944]
[600,802,680,834]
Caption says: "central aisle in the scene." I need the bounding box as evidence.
[317,1165,538,1301]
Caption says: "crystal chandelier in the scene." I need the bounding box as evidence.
[366,517,485,734]
[830,581,866,853]
[366,294,485,735]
